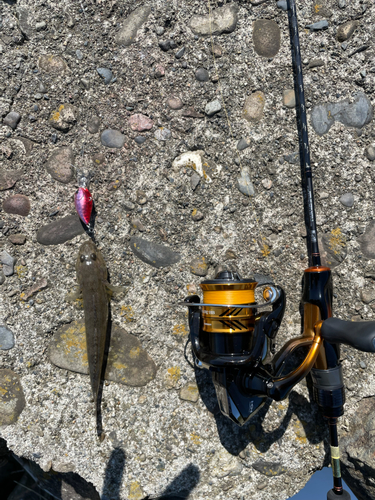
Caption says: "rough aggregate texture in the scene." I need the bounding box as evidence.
[0,1,375,499]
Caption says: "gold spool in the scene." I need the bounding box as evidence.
[200,281,257,334]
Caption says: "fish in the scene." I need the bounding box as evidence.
[76,239,109,407]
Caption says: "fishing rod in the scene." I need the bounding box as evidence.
[181,1,375,499]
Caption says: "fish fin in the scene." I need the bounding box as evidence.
[105,282,129,299]
[65,287,82,302]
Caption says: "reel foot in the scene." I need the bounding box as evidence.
[327,488,351,500]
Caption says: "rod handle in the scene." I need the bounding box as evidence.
[321,317,375,353]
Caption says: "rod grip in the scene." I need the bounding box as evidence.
[321,317,375,353]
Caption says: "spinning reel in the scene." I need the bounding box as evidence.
[182,268,326,426]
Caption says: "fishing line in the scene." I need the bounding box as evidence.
[207,0,276,282]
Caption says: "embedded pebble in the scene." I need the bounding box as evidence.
[0,369,26,425]
[135,136,146,145]
[159,40,171,52]
[172,150,215,182]
[167,97,183,110]
[253,20,281,58]
[237,167,255,197]
[339,193,354,207]
[97,68,113,85]
[361,290,375,304]
[154,128,171,141]
[3,194,30,216]
[130,237,181,268]
[0,250,15,277]
[8,234,26,245]
[3,111,21,130]
[46,147,74,184]
[115,6,151,46]
[179,383,199,403]
[190,257,208,277]
[175,47,186,59]
[87,115,100,134]
[0,271,5,285]
[276,0,288,10]
[237,138,250,151]
[190,4,239,36]
[0,169,22,191]
[360,221,375,259]
[252,462,287,477]
[337,21,358,42]
[131,218,146,232]
[37,215,84,245]
[311,93,373,135]
[306,20,329,31]
[283,89,296,108]
[154,65,165,78]
[49,320,157,386]
[191,209,204,222]
[49,103,78,132]
[243,91,265,122]
[190,172,201,191]
[129,114,153,132]
[101,129,126,148]
[365,146,375,161]
[38,54,68,74]
[136,190,147,205]
[195,68,209,82]
[262,179,273,190]
[308,59,324,69]
[205,99,221,117]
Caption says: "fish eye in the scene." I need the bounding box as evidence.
[90,253,97,261]
[80,255,85,262]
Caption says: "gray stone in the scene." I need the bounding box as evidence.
[159,40,171,52]
[49,321,157,387]
[96,68,112,85]
[167,97,183,110]
[115,6,151,46]
[190,172,201,191]
[237,167,255,197]
[130,237,181,268]
[284,152,301,164]
[365,145,375,161]
[0,270,5,285]
[337,21,358,42]
[252,462,287,476]
[308,59,324,69]
[37,215,85,245]
[190,4,239,36]
[0,250,15,277]
[237,138,250,151]
[154,128,172,141]
[101,129,126,148]
[339,193,354,207]
[360,290,375,304]
[311,93,373,136]
[195,68,209,82]
[283,89,296,108]
[338,0,346,7]
[306,20,329,31]
[276,0,288,11]
[135,136,146,145]
[191,209,204,222]
[46,147,74,184]
[3,111,21,130]
[9,234,26,245]
[35,21,47,31]
[87,115,100,134]
[0,369,25,425]
[75,49,83,60]
[243,91,265,122]
[0,326,14,350]
[155,26,165,36]
[359,221,375,259]
[17,6,33,39]
[175,47,186,59]
[3,194,30,216]
[190,256,209,276]
[205,99,221,117]
[253,20,281,58]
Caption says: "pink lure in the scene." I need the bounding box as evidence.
[74,187,93,226]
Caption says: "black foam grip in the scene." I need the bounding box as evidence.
[321,317,375,353]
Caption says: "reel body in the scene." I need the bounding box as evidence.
[184,270,287,425]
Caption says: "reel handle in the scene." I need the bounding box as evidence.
[321,318,375,353]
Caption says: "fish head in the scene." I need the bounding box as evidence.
[76,240,107,277]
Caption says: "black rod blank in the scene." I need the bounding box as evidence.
[287,0,321,267]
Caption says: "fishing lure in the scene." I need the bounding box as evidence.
[74,172,93,230]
